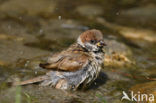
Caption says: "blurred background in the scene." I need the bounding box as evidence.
[0,0,156,103]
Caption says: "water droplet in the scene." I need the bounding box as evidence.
[39,29,43,34]
[116,12,120,15]
[35,71,38,74]
[58,16,62,20]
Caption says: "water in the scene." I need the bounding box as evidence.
[0,0,156,103]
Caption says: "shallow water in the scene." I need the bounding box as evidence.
[0,0,156,103]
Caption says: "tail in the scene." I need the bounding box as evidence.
[12,75,48,86]
[39,63,57,69]
[39,63,50,68]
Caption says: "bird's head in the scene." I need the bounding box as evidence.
[77,29,106,52]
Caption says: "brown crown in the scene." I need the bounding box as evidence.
[80,29,103,43]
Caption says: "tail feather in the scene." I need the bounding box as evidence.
[13,75,48,86]
[39,63,57,69]
[39,63,51,68]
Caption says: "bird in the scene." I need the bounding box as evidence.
[13,29,106,90]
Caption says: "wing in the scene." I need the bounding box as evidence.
[39,53,65,69]
[40,51,90,71]
[58,53,89,71]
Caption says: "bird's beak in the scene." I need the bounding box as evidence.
[96,41,106,47]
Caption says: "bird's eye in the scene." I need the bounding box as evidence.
[90,40,95,44]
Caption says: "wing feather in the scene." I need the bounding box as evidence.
[40,51,89,71]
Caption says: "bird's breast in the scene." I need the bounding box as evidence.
[85,52,104,82]
[90,59,102,78]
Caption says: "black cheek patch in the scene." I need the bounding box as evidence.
[85,44,93,51]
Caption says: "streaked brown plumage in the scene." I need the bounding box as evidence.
[13,29,106,90]
[39,43,90,71]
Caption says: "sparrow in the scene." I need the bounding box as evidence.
[14,29,106,90]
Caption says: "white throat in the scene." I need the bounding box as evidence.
[77,36,85,48]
